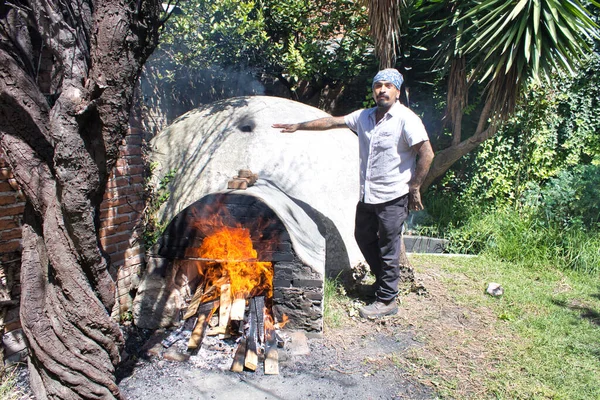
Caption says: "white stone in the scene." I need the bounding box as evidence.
[486,282,504,297]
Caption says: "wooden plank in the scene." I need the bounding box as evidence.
[219,283,232,339]
[264,345,279,375]
[264,313,279,374]
[230,297,246,321]
[183,285,205,320]
[244,298,258,371]
[187,301,216,353]
[254,296,265,345]
[230,337,247,372]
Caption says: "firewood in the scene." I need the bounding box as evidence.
[183,285,205,320]
[264,317,279,374]
[230,297,246,321]
[264,345,279,375]
[187,301,216,353]
[254,296,265,345]
[219,283,232,339]
[244,298,259,371]
[230,337,247,372]
[205,326,227,336]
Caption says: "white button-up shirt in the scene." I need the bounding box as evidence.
[344,101,429,204]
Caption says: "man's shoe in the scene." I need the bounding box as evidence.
[359,300,398,319]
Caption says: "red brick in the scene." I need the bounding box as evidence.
[128,175,144,185]
[105,183,144,196]
[100,214,130,226]
[117,203,143,214]
[0,240,21,253]
[120,146,142,156]
[115,165,145,177]
[0,181,16,192]
[0,218,19,230]
[0,228,22,241]
[0,204,25,217]
[0,194,17,206]
[125,135,144,146]
[106,177,130,190]
[99,221,138,237]
[98,208,116,220]
[101,231,135,246]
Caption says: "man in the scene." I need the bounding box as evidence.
[273,68,434,318]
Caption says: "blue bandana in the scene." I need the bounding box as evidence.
[372,68,404,90]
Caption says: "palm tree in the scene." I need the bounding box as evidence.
[366,0,599,190]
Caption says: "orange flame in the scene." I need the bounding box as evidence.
[185,201,276,302]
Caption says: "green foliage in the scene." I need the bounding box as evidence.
[432,50,600,213]
[528,164,600,231]
[145,0,376,117]
[142,169,177,249]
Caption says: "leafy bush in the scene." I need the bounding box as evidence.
[532,165,600,231]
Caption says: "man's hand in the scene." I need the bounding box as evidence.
[408,186,424,211]
[272,123,299,133]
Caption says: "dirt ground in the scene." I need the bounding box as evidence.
[116,257,501,400]
[15,257,502,399]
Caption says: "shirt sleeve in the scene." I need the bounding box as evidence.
[344,109,364,133]
[403,110,429,147]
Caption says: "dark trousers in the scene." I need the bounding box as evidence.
[354,194,409,302]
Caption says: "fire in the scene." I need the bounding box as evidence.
[185,206,275,302]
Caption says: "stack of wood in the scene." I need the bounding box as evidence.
[161,282,281,374]
[227,169,259,190]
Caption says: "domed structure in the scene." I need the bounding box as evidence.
[149,95,362,276]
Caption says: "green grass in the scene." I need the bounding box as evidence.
[0,366,22,400]
[323,277,353,329]
[423,255,600,399]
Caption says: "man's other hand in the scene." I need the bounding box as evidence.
[272,123,299,133]
[408,187,424,211]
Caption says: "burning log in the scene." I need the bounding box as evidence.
[183,284,216,320]
[244,297,259,371]
[230,298,246,321]
[254,296,265,345]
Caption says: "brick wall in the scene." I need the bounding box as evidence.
[0,151,25,361]
[0,124,149,353]
[99,125,148,319]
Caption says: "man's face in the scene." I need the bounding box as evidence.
[372,81,400,108]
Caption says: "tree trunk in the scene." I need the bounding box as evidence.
[422,100,497,192]
[0,1,160,398]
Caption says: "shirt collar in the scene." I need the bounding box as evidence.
[369,101,402,121]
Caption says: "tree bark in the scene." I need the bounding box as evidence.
[422,100,497,192]
[0,1,160,398]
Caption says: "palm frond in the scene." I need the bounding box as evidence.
[364,0,410,68]
[461,0,599,120]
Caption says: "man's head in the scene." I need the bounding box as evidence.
[372,68,403,109]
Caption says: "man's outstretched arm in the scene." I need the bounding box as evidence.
[272,116,347,132]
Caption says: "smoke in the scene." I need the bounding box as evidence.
[138,51,266,135]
